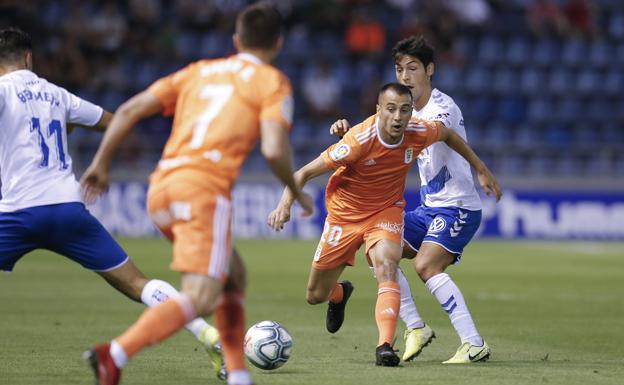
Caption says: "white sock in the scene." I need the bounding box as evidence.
[397,267,425,329]
[425,273,483,346]
[227,369,252,385]
[109,340,128,368]
[140,279,213,339]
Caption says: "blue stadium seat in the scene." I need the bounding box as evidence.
[585,153,612,176]
[499,153,525,176]
[477,36,503,65]
[481,122,512,146]
[601,123,624,143]
[575,68,602,95]
[588,40,610,68]
[556,97,581,122]
[519,67,545,95]
[466,95,496,122]
[533,39,559,68]
[554,153,581,177]
[505,36,531,66]
[527,98,553,123]
[547,69,573,95]
[544,124,572,147]
[608,11,624,40]
[586,99,611,123]
[527,155,554,176]
[199,32,230,58]
[464,65,491,94]
[603,68,624,96]
[498,96,526,124]
[561,38,586,68]
[492,68,516,95]
[434,63,461,94]
[514,124,540,148]
[176,31,200,61]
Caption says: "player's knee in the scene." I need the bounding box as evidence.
[414,259,440,282]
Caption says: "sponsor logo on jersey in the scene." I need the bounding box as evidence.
[376,221,404,234]
[364,158,376,166]
[329,144,351,161]
[405,148,414,164]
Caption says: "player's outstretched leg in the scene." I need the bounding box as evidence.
[141,279,225,379]
[84,343,121,385]
[425,272,489,363]
[325,280,354,333]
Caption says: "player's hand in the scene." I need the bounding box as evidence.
[295,191,315,218]
[80,162,110,204]
[477,168,502,202]
[267,204,292,231]
[329,119,351,137]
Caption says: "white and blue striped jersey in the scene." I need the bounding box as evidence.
[0,70,103,212]
[413,88,482,210]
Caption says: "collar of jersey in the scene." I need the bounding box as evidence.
[375,116,404,148]
[2,69,35,80]
[236,53,263,65]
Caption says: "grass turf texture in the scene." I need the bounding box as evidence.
[1,239,622,385]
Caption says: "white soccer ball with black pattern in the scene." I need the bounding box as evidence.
[244,320,292,370]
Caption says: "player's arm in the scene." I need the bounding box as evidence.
[261,120,315,218]
[67,110,113,133]
[80,91,163,203]
[267,156,330,231]
[437,123,502,201]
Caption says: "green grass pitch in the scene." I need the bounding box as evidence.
[1,239,623,385]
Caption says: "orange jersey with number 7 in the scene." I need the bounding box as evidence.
[321,114,441,223]
[147,53,293,197]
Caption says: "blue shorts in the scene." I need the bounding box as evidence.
[0,202,128,272]
[403,205,482,263]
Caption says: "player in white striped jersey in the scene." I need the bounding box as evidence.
[0,28,225,379]
[331,36,501,364]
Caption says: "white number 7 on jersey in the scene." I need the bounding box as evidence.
[190,84,234,149]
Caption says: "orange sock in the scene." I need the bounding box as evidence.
[328,283,344,304]
[215,292,246,371]
[375,281,400,346]
[117,295,196,358]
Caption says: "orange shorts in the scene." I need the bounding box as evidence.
[312,206,404,270]
[147,180,232,279]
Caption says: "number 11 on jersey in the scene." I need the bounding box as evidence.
[31,117,67,169]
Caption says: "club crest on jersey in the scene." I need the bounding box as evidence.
[428,217,446,233]
[330,144,351,161]
[404,148,414,164]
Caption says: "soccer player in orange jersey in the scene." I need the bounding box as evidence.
[80,4,313,385]
[268,83,500,366]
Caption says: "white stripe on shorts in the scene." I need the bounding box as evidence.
[208,195,232,278]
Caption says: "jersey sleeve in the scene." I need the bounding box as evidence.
[321,131,363,170]
[409,118,442,148]
[66,91,104,126]
[258,71,294,130]
[148,63,194,117]
[423,103,455,130]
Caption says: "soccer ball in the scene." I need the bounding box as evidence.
[244,320,292,370]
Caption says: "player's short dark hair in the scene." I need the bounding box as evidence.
[236,2,282,50]
[379,82,413,101]
[0,27,32,64]
[392,35,434,67]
